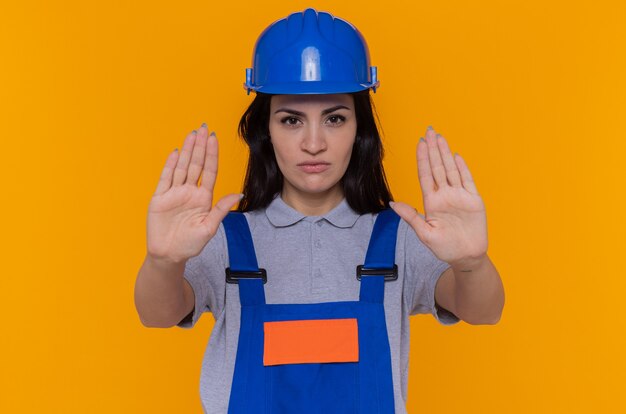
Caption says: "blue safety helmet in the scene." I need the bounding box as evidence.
[244,8,379,95]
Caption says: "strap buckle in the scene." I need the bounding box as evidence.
[225,268,267,284]
[356,264,398,281]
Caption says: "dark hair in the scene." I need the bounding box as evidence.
[237,90,393,214]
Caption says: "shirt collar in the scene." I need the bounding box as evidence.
[265,195,361,228]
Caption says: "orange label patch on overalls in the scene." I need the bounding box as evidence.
[263,318,359,366]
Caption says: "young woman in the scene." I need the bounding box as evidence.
[134,8,504,414]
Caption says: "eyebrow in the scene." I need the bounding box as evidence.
[273,105,351,116]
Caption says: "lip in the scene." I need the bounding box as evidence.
[297,161,330,173]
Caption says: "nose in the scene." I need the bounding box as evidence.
[301,124,327,155]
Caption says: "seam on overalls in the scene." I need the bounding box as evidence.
[241,306,254,412]
[266,365,272,414]
[354,361,360,414]
[375,323,382,414]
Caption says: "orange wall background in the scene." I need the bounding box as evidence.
[1,0,624,412]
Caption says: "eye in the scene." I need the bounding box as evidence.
[325,114,346,126]
[280,116,302,126]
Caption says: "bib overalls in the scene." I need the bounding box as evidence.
[222,209,400,414]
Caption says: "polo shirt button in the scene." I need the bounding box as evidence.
[315,240,322,248]
[316,221,323,227]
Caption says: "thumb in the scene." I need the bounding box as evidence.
[390,201,430,242]
[204,193,244,232]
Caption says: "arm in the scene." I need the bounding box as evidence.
[133,123,241,328]
[392,126,505,325]
[134,255,195,328]
[435,255,504,325]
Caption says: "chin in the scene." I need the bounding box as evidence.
[292,179,342,196]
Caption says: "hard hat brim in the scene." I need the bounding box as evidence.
[245,81,379,95]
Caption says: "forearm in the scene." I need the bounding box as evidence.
[451,255,504,325]
[134,255,193,328]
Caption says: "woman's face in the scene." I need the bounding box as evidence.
[269,93,357,208]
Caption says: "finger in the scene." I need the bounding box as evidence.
[154,148,179,196]
[436,133,462,187]
[172,130,197,186]
[200,131,218,193]
[390,201,431,243]
[204,193,243,235]
[454,153,479,194]
[186,123,208,186]
[425,127,447,189]
[417,137,435,195]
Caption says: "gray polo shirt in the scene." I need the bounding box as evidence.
[179,195,459,414]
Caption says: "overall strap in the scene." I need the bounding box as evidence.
[222,212,266,306]
[359,209,401,303]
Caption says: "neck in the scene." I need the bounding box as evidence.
[281,186,344,216]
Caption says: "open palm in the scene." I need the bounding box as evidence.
[146,124,241,264]
[391,127,488,266]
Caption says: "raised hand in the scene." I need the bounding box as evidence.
[390,126,488,268]
[146,123,242,265]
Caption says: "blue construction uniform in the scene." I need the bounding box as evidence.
[222,209,401,413]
